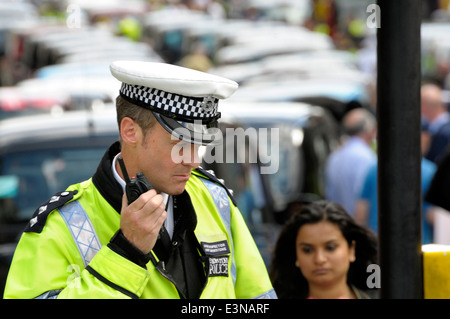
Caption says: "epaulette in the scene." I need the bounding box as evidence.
[24,190,78,233]
[194,166,237,206]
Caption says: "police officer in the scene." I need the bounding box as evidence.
[4,61,276,299]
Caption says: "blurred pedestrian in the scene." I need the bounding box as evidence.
[325,108,377,217]
[177,42,213,72]
[425,146,450,244]
[270,200,378,299]
[421,82,450,164]
[426,146,450,213]
[4,61,276,299]
[117,17,142,42]
[355,120,437,243]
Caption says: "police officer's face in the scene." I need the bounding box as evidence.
[137,121,201,195]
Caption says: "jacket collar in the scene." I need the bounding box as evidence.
[92,141,123,213]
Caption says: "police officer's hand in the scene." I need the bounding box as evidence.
[120,190,167,254]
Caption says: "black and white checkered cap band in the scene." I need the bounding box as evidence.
[120,83,220,123]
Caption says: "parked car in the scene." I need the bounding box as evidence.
[142,8,214,63]
[230,78,372,122]
[0,2,39,57]
[209,49,361,84]
[0,106,119,296]
[17,76,120,110]
[214,30,333,66]
[0,86,65,120]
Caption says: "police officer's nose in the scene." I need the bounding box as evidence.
[171,141,200,168]
[183,144,201,168]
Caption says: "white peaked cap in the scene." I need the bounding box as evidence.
[110,61,239,145]
[110,60,238,99]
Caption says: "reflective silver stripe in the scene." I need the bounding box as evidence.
[58,200,101,267]
[35,289,62,299]
[252,288,278,299]
[199,178,237,285]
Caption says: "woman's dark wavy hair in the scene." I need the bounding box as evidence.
[269,200,378,299]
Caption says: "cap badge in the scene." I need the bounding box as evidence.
[201,96,216,112]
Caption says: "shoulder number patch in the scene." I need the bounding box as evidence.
[24,190,78,233]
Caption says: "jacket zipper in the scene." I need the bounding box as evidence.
[149,253,187,299]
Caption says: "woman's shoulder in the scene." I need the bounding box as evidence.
[352,285,380,299]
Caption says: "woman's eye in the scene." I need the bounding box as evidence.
[326,244,337,252]
[302,247,312,254]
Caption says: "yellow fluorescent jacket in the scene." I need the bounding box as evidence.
[4,170,276,299]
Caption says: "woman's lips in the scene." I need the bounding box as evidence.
[313,269,329,275]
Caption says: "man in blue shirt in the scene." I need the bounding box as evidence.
[421,83,450,164]
[325,108,377,217]
[356,120,437,243]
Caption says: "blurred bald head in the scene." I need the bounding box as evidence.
[421,83,445,122]
[343,108,377,144]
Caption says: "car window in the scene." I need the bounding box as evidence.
[239,122,303,213]
[0,147,105,222]
[201,133,267,225]
[264,125,303,212]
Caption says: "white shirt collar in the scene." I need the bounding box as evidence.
[112,152,126,192]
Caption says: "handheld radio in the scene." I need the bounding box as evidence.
[118,157,153,204]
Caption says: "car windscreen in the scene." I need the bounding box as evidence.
[0,146,106,223]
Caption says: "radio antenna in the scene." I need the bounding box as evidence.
[118,157,131,184]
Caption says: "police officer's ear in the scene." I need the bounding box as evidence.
[120,117,142,146]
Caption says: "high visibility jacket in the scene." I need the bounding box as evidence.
[4,143,276,299]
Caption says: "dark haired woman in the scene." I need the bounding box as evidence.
[270,200,378,299]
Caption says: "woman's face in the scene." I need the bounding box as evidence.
[295,220,355,288]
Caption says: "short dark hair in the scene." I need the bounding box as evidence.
[116,95,157,142]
